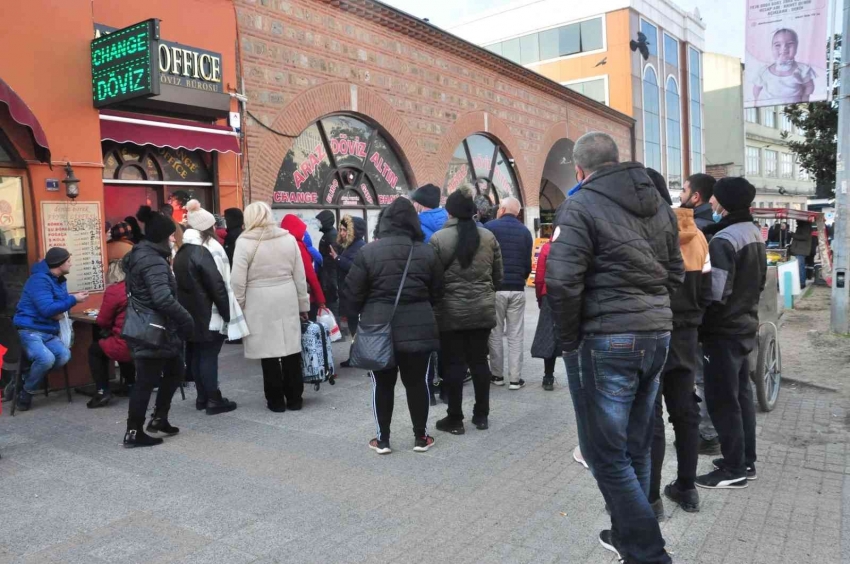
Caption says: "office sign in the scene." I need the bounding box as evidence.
[744,0,829,108]
[91,19,160,108]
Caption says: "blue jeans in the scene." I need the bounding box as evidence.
[18,330,71,394]
[796,255,808,287]
[190,335,225,403]
[564,331,671,564]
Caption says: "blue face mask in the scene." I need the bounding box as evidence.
[712,212,723,223]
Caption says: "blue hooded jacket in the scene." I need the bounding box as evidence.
[13,260,77,335]
[419,207,449,242]
[303,231,323,273]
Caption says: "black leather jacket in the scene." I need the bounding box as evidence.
[173,243,230,342]
[123,240,194,358]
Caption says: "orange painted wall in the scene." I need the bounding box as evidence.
[531,9,633,117]
[0,0,239,270]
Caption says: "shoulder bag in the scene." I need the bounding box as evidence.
[120,249,170,347]
[348,244,414,371]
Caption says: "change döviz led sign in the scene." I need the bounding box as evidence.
[91,19,160,108]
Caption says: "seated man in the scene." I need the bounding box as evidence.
[13,247,88,411]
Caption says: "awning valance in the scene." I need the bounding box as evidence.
[99,110,240,154]
[0,77,51,164]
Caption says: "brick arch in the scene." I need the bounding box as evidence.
[534,121,574,188]
[251,81,426,201]
[429,110,532,205]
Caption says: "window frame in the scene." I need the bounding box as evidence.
[663,32,679,69]
[639,17,660,59]
[500,15,607,67]
[761,106,776,129]
[664,75,683,190]
[687,46,704,174]
[642,64,663,174]
[764,149,778,178]
[561,75,610,106]
[780,152,794,179]
[744,107,759,124]
[746,146,761,176]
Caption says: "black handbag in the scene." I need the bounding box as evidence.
[348,244,414,371]
[121,293,170,348]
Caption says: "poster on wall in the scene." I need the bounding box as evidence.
[41,202,105,293]
[744,0,829,108]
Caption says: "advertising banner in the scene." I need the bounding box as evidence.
[744,0,829,108]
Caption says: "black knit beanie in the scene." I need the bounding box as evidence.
[713,177,756,212]
[144,212,177,244]
[411,184,441,209]
[445,189,475,219]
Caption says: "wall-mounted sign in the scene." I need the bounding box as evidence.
[91,19,160,108]
[45,179,59,192]
[41,201,105,293]
[95,24,223,95]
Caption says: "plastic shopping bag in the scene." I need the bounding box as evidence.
[59,312,74,348]
[317,307,342,342]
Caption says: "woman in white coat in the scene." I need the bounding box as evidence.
[231,202,310,412]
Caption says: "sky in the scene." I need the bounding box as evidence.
[383,0,747,58]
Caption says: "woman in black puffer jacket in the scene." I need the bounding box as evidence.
[122,210,194,448]
[343,198,444,455]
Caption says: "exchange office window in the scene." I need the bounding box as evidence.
[643,66,662,172]
[486,16,605,65]
[442,135,521,221]
[665,77,682,192]
[101,142,214,227]
[564,78,607,105]
[274,115,411,209]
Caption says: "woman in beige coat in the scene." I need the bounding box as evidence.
[231,202,310,412]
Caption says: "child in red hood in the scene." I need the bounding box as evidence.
[280,215,326,319]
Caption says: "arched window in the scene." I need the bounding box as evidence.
[443,135,521,221]
[665,76,682,193]
[643,66,662,172]
[274,114,411,208]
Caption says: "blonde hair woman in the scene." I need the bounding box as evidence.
[230,202,310,412]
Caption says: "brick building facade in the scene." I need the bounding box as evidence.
[236,0,634,235]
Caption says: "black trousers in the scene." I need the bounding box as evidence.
[441,329,492,421]
[544,356,557,376]
[261,353,303,409]
[703,335,758,476]
[371,351,432,441]
[128,355,183,426]
[189,336,225,403]
[650,328,701,499]
[88,341,135,391]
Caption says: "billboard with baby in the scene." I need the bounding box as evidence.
[745,0,829,108]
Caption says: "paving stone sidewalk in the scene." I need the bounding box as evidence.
[1,290,848,563]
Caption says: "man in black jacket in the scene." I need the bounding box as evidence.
[546,132,683,564]
[696,177,766,489]
[316,210,341,319]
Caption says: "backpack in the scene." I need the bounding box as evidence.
[301,321,336,390]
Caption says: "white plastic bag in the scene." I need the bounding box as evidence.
[59,312,74,348]
[317,307,342,342]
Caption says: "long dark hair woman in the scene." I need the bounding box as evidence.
[173,200,238,415]
[122,209,195,447]
[343,197,444,454]
[429,186,503,434]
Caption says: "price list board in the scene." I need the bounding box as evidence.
[41,202,105,293]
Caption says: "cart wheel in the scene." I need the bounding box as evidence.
[753,323,781,412]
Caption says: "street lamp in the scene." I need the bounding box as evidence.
[62,162,79,199]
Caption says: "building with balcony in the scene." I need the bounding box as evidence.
[449,0,706,201]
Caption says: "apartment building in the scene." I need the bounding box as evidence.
[450,0,705,201]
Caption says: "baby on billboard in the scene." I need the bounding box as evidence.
[752,28,816,104]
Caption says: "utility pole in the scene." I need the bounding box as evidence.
[832,0,850,333]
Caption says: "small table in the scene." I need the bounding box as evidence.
[69,312,124,397]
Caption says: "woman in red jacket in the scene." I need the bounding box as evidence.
[280,215,326,320]
[530,240,558,391]
[87,261,135,408]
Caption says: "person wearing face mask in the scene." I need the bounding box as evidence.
[696,178,766,490]
[679,173,717,236]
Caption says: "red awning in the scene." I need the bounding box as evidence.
[99,110,240,154]
[0,77,51,164]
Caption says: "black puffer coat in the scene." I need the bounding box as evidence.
[316,210,340,304]
[123,240,194,359]
[173,243,230,342]
[429,218,504,332]
[546,162,685,349]
[343,198,444,354]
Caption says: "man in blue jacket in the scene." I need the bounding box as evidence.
[13,247,88,410]
[411,184,448,243]
[485,197,533,389]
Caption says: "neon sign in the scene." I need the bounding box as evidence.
[91,19,160,108]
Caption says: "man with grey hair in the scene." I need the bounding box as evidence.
[484,196,533,390]
[546,132,683,563]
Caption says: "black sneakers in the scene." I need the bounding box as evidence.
[146,412,180,437]
[664,480,700,512]
[490,376,505,386]
[413,435,435,452]
[369,438,391,454]
[598,530,623,560]
[86,390,113,409]
[206,391,238,415]
[713,458,757,480]
[508,379,526,390]
[698,436,722,455]
[695,468,748,489]
[435,416,465,435]
[542,375,554,391]
[471,415,488,430]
